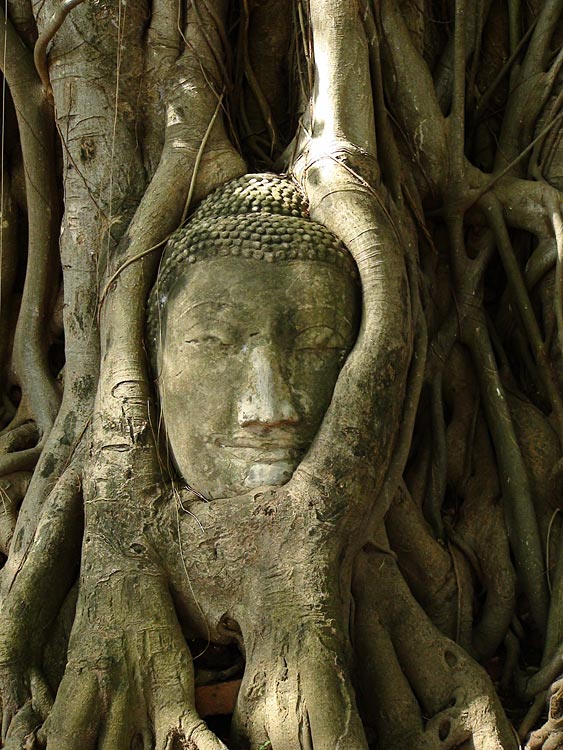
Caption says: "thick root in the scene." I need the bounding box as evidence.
[29,570,227,750]
[231,620,368,750]
[527,680,563,750]
[353,543,517,750]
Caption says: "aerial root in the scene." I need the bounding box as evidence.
[0,472,32,553]
[230,614,369,750]
[353,544,517,750]
[526,680,563,750]
[0,422,39,454]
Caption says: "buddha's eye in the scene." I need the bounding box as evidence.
[185,334,238,351]
[294,325,346,354]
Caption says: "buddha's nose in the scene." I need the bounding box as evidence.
[237,345,300,428]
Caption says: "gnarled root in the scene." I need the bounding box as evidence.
[527,679,563,750]
[353,541,516,750]
[231,615,368,750]
[36,569,226,750]
[0,471,31,554]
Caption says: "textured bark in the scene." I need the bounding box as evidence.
[1,2,563,750]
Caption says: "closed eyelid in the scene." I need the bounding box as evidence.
[295,324,348,338]
[294,326,349,350]
[181,302,239,332]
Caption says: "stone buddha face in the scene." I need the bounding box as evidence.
[156,256,359,499]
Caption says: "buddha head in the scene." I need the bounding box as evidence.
[147,174,360,499]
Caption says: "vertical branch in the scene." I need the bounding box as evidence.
[306,0,376,157]
[551,204,563,374]
[0,6,60,436]
[142,0,181,174]
[361,0,402,200]
[520,0,563,79]
[449,205,550,634]
[291,0,412,525]
[483,195,563,441]
[495,1,563,173]
[450,0,466,168]
[0,167,17,381]
[507,0,521,56]
[378,0,447,196]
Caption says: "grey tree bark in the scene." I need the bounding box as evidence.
[0,1,563,749]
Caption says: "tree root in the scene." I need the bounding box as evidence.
[353,541,517,750]
[527,680,563,750]
[35,565,227,750]
[386,482,471,644]
[0,4,61,439]
[0,455,83,745]
[0,471,32,554]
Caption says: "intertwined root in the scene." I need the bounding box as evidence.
[353,546,517,750]
[25,568,228,750]
[229,619,369,750]
[527,681,563,750]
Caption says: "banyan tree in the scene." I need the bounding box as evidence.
[2,1,563,748]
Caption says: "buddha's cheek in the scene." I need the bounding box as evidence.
[290,356,342,434]
[160,355,245,493]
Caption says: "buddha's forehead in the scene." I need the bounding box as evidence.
[166,257,359,331]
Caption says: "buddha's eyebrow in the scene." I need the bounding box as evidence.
[293,307,355,331]
[182,300,237,315]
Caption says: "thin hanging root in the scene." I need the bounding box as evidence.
[446,210,549,635]
[474,20,537,123]
[0,7,60,438]
[507,0,521,54]
[491,2,563,179]
[466,0,486,113]
[551,205,563,380]
[519,0,563,80]
[482,194,563,441]
[200,0,231,63]
[190,0,230,92]
[180,90,225,224]
[360,0,401,199]
[450,0,467,171]
[379,0,448,191]
[484,126,563,222]
[33,0,87,97]
[432,0,490,114]
[465,311,549,636]
[442,197,548,632]
[426,371,447,539]
[0,167,17,371]
[530,61,563,180]
[241,0,279,151]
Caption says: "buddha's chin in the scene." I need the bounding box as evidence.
[243,460,294,489]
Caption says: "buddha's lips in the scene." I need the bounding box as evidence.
[210,436,304,462]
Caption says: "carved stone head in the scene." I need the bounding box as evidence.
[148,174,360,499]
